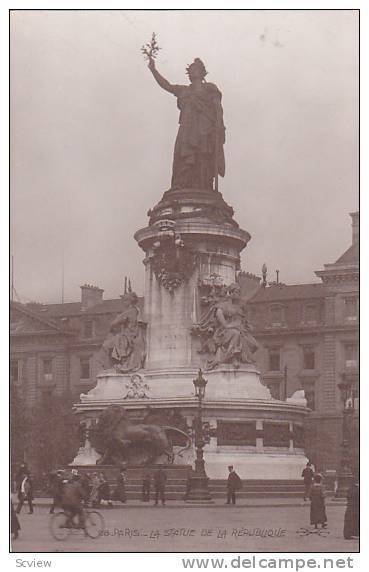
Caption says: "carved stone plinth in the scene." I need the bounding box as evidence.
[80,366,271,402]
[134,188,250,371]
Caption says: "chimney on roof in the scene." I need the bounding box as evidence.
[350,212,359,246]
[80,284,104,310]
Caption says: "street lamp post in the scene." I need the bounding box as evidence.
[186,369,213,503]
[335,381,354,498]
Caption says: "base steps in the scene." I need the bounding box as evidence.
[69,465,306,501]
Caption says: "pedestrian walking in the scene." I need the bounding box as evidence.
[153,467,167,506]
[115,468,127,504]
[343,477,359,539]
[226,465,242,505]
[183,467,194,501]
[11,500,20,540]
[80,472,92,507]
[15,463,29,487]
[302,461,315,501]
[99,472,113,507]
[16,471,34,514]
[142,469,151,502]
[48,470,64,514]
[309,474,327,529]
[61,469,87,529]
[90,472,101,507]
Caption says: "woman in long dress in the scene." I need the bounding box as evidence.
[343,479,359,539]
[309,474,327,529]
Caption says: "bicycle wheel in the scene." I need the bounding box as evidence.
[85,510,105,539]
[49,512,70,541]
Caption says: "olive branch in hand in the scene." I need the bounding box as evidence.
[141,32,161,61]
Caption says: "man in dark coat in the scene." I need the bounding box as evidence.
[98,472,113,508]
[226,465,242,505]
[302,461,315,501]
[115,468,127,504]
[61,470,87,528]
[309,474,327,529]
[49,470,64,514]
[142,469,151,502]
[344,478,359,539]
[16,472,34,514]
[153,467,167,506]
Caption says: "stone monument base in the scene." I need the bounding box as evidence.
[76,366,308,482]
[80,365,272,402]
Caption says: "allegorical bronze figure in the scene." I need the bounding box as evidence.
[97,291,146,373]
[192,283,259,370]
[147,56,226,191]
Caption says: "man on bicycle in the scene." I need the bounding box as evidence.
[61,470,87,529]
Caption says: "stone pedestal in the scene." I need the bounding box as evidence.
[74,186,309,480]
[134,188,250,371]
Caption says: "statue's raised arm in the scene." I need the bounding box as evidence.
[148,58,179,95]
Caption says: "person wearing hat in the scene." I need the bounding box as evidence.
[309,473,327,529]
[48,470,64,514]
[61,470,87,529]
[302,461,315,501]
[226,466,242,505]
[98,472,113,508]
[16,471,34,515]
[115,468,127,504]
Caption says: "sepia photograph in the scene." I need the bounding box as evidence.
[9,8,359,557]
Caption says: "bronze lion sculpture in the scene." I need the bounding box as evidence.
[92,405,190,466]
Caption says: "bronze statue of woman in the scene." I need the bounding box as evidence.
[148,57,225,191]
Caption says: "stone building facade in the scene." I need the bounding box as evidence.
[10,213,359,473]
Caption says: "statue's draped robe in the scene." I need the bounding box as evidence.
[170,82,225,190]
[100,305,145,373]
[196,299,258,370]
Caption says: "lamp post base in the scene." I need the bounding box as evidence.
[335,467,352,499]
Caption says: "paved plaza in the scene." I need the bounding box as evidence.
[11,502,359,553]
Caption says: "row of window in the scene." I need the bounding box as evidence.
[267,347,316,372]
[252,297,358,328]
[10,342,358,384]
[80,297,358,341]
[267,343,358,372]
[10,357,92,384]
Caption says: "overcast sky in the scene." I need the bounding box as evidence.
[10,9,358,303]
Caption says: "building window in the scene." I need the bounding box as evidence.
[11,360,19,383]
[83,320,94,338]
[344,298,358,321]
[303,346,315,370]
[80,357,91,380]
[43,358,53,382]
[345,344,358,368]
[269,305,284,326]
[304,304,318,324]
[268,348,281,371]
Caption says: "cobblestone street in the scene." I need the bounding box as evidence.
[11,503,359,553]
